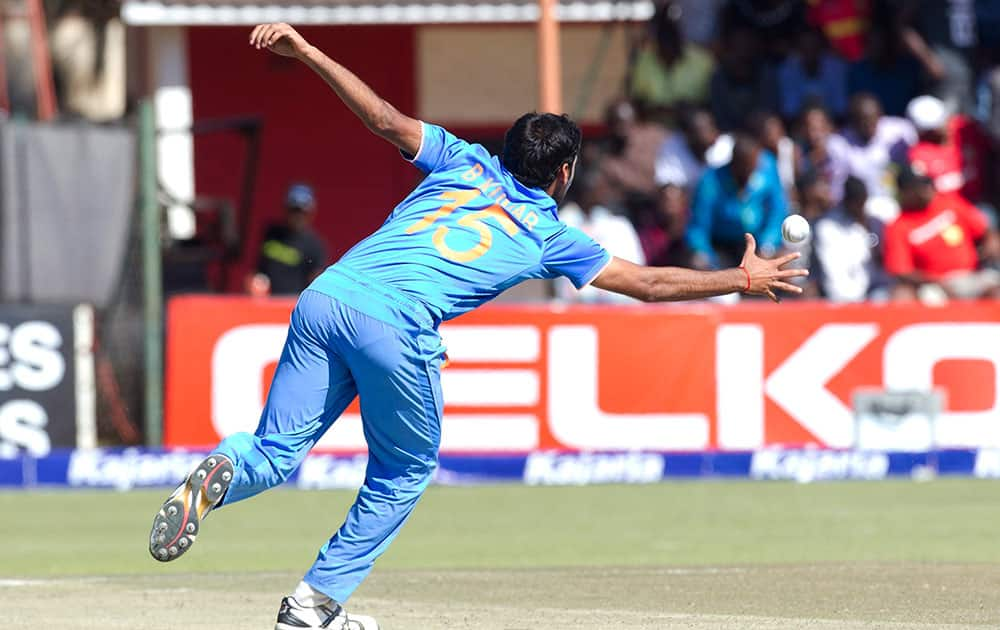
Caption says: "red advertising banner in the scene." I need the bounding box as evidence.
[165,296,1000,452]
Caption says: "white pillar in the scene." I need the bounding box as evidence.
[148,26,196,240]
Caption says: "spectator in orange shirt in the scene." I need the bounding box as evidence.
[885,165,1000,301]
[905,95,992,205]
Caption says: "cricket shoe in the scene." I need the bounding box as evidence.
[148,454,234,562]
[275,597,379,630]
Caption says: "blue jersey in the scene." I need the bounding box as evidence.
[310,122,611,327]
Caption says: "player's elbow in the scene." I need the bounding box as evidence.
[366,101,401,137]
[635,273,664,303]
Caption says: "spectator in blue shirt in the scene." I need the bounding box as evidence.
[777,27,848,120]
[687,134,789,269]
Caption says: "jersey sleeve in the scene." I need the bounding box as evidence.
[403,122,470,174]
[542,226,612,289]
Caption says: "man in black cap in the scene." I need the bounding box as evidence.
[251,183,329,296]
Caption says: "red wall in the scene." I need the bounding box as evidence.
[188,26,419,290]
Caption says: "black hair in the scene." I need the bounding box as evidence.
[677,105,713,135]
[896,163,932,191]
[502,112,582,190]
[842,175,868,201]
[795,168,820,194]
[850,92,882,115]
[731,133,761,160]
[801,103,832,123]
[652,1,684,54]
[745,109,780,137]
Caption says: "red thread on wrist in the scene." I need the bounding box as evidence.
[738,266,751,292]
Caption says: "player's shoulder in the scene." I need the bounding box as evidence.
[542,218,592,247]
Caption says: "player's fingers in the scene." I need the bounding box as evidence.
[253,24,267,48]
[777,268,809,278]
[268,24,285,45]
[260,24,276,48]
[262,24,279,48]
[773,281,802,294]
[263,24,278,48]
[775,251,800,267]
[766,288,780,303]
[744,232,756,256]
[249,24,264,46]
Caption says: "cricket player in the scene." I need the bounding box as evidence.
[148,23,806,630]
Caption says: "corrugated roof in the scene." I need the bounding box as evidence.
[121,0,653,25]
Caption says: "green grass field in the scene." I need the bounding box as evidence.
[3,479,1000,628]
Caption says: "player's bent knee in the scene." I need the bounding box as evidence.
[400,457,438,490]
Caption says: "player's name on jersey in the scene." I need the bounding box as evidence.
[460,162,540,230]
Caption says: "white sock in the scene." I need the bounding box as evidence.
[293,580,333,608]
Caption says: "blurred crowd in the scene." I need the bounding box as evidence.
[559,0,1000,304]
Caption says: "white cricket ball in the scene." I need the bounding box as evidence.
[781,214,810,244]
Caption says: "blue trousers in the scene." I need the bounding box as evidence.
[212,289,445,603]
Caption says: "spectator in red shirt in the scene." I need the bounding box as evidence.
[806,0,870,63]
[906,95,992,205]
[885,165,1000,301]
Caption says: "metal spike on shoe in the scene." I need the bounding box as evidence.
[148,454,234,563]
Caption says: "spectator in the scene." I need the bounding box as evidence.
[895,0,977,113]
[250,184,328,296]
[709,24,779,131]
[638,183,692,267]
[795,169,835,223]
[598,100,668,201]
[777,27,849,120]
[847,21,923,117]
[811,175,888,301]
[800,105,851,202]
[840,93,917,220]
[885,165,1000,301]
[687,134,789,269]
[806,0,872,63]
[628,1,715,122]
[557,170,645,303]
[749,111,800,201]
[654,107,733,191]
[49,1,126,122]
[906,94,992,205]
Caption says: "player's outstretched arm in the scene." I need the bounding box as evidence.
[249,23,422,156]
[592,234,807,303]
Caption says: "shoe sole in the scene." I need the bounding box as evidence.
[148,455,233,562]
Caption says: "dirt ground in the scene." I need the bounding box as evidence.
[4,563,998,629]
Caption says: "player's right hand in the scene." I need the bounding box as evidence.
[249,23,310,59]
[740,233,808,302]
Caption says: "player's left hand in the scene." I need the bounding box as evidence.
[249,23,311,59]
[740,233,808,303]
